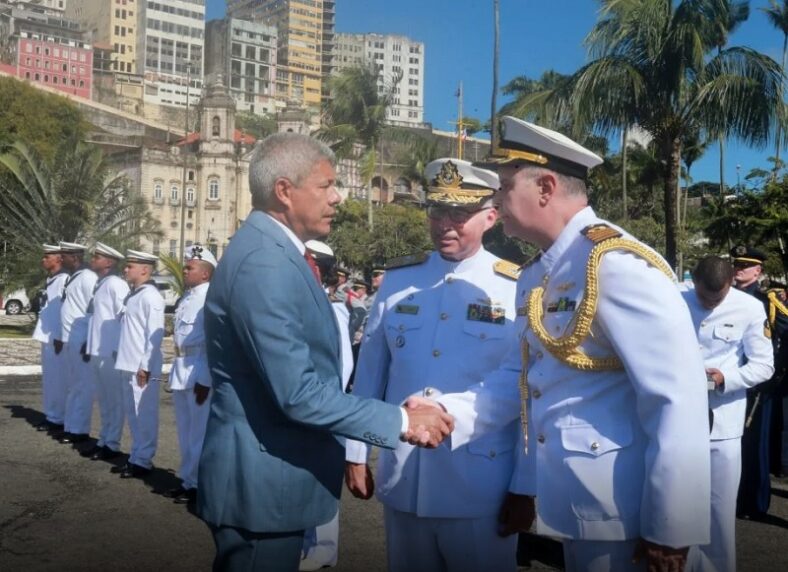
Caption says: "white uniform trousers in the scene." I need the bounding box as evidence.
[302,511,339,567]
[697,438,741,572]
[91,356,125,452]
[63,341,95,435]
[172,388,211,490]
[123,374,159,469]
[564,539,707,572]
[41,342,67,425]
[383,507,517,572]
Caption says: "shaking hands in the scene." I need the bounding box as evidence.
[402,396,454,448]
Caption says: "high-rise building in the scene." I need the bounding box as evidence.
[334,33,424,126]
[226,0,330,109]
[136,0,205,110]
[65,0,136,74]
[205,17,277,116]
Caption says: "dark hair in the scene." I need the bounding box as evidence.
[693,256,734,292]
[314,255,338,287]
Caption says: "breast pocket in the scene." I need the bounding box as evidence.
[462,320,507,342]
[385,311,425,351]
[712,325,742,344]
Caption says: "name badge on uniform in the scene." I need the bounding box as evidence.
[467,303,506,325]
[547,297,577,313]
[395,304,419,315]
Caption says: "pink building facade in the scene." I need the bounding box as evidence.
[15,31,92,99]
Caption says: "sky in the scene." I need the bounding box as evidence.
[206,0,787,186]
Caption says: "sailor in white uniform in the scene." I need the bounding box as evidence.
[166,244,215,505]
[32,244,69,433]
[425,118,711,572]
[113,250,165,479]
[682,256,774,572]
[56,241,98,444]
[345,159,521,572]
[82,242,129,461]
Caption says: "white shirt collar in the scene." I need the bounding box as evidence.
[434,247,488,274]
[264,212,305,255]
[541,206,597,271]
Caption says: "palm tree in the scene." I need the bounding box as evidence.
[491,0,501,151]
[318,64,401,229]
[521,0,782,267]
[762,0,788,177]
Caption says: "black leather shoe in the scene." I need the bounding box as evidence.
[119,463,151,479]
[165,486,187,499]
[173,489,197,505]
[91,447,122,461]
[80,445,102,458]
[110,463,130,474]
[60,433,90,444]
[46,423,65,434]
[36,420,56,432]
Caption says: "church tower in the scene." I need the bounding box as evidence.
[198,74,237,156]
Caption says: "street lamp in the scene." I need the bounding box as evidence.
[178,64,192,264]
[736,164,741,193]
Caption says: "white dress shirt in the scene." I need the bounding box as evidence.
[33,271,68,344]
[59,267,98,344]
[86,274,129,358]
[115,282,165,376]
[170,282,211,390]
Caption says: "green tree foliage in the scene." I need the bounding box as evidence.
[235,111,277,140]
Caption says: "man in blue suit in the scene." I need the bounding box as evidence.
[197,132,454,571]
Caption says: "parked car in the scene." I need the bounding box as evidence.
[152,275,181,313]
[0,289,31,315]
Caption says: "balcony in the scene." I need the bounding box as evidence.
[152,196,164,205]
[169,197,180,206]
[186,199,196,208]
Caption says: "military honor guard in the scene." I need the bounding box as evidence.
[731,245,788,518]
[166,245,215,505]
[56,241,98,444]
[681,256,774,572]
[82,243,129,461]
[113,250,165,479]
[32,244,69,433]
[345,158,521,572]
[432,117,711,571]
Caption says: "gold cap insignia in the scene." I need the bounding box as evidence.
[431,160,463,190]
[735,245,747,256]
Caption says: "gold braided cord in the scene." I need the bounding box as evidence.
[518,338,530,454]
[767,290,788,329]
[527,238,675,371]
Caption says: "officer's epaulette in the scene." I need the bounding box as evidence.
[493,259,521,281]
[521,252,542,270]
[385,252,429,271]
[581,223,622,244]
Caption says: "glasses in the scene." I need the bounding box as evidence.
[426,205,491,223]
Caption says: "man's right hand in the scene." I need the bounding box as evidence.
[345,462,374,499]
[498,493,536,537]
[53,340,63,354]
[404,404,454,448]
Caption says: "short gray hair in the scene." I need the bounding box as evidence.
[519,166,588,197]
[249,133,336,209]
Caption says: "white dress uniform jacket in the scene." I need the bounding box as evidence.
[170,282,211,390]
[347,248,519,519]
[682,286,774,440]
[440,207,711,548]
[59,267,98,345]
[116,282,165,376]
[33,271,68,344]
[86,274,129,358]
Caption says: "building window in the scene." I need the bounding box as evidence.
[208,179,220,201]
[169,240,177,257]
[186,187,195,203]
[152,239,160,255]
[212,116,220,137]
[170,185,179,200]
[153,182,163,201]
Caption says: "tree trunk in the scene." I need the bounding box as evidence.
[775,33,787,180]
[719,137,725,196]
[662,135,681,269]
[622,129,628,220]
[490,0,500,152]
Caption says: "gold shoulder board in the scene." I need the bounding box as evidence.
[494,260,521,281]
[581,223,622,244]
[385,252,429,271]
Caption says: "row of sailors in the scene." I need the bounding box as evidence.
[32,241,216,504]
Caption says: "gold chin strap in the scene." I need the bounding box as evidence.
[527,237,674,371]
[767,290,788,329]
[518,337,530,454]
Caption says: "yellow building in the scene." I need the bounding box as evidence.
[66,0,136,74]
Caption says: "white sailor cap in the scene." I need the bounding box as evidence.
[93,242,124,260]
[485,116,603,180]
[43,244,61,254]
[187,244,218,268]
[125,249,158,265]
[305,240,334,258]
[58,241,88,254]
[423,158,500,207]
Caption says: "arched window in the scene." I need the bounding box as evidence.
[212,116,221,136]
[170,184,179,201]
[153,181,163,200]
[208,179,220,201]
[186,187,195,203]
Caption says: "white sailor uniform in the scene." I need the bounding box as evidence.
[169,282,211,491]
[60,266,98,436]
[683,286,774,572]
[346,248,520,572]
[115,281,165,469]
[86,274,129,452]
[32,270,69,425]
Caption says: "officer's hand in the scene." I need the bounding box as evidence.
[345,462,374,500]
[80,342,90,363]
[706,367,724,387]
[632,539,688,572]
[497,493,536,537]
[194,383,210,406]
[136,369,150,387]
[53,340,63,354]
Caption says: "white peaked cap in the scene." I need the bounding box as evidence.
[423,158,499,206]
[187,244,218,268]
[94,242,124,260]
[305,240,334,257]
[43,244,61,253]
[58,241,88,253]
[125,249,158,265]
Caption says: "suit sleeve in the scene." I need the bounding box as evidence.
[229,251,403,449]
[720,303,774,393]
[140,293,165,374]
[595,251,710,548]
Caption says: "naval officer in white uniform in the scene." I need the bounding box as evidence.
[56,241,98,444]
[83,242,129,461]
[166,244,215,505]
[682,256,773,572]
[345,159,521,572]
[32,244,69,433]
[113,250,165,479]
[424,117,711,571]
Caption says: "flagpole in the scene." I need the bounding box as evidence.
[457,81,464,160]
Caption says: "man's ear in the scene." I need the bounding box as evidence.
[272,177,293,209]
[537,173,558,206]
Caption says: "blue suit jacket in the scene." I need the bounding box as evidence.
[197,211,403,533]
